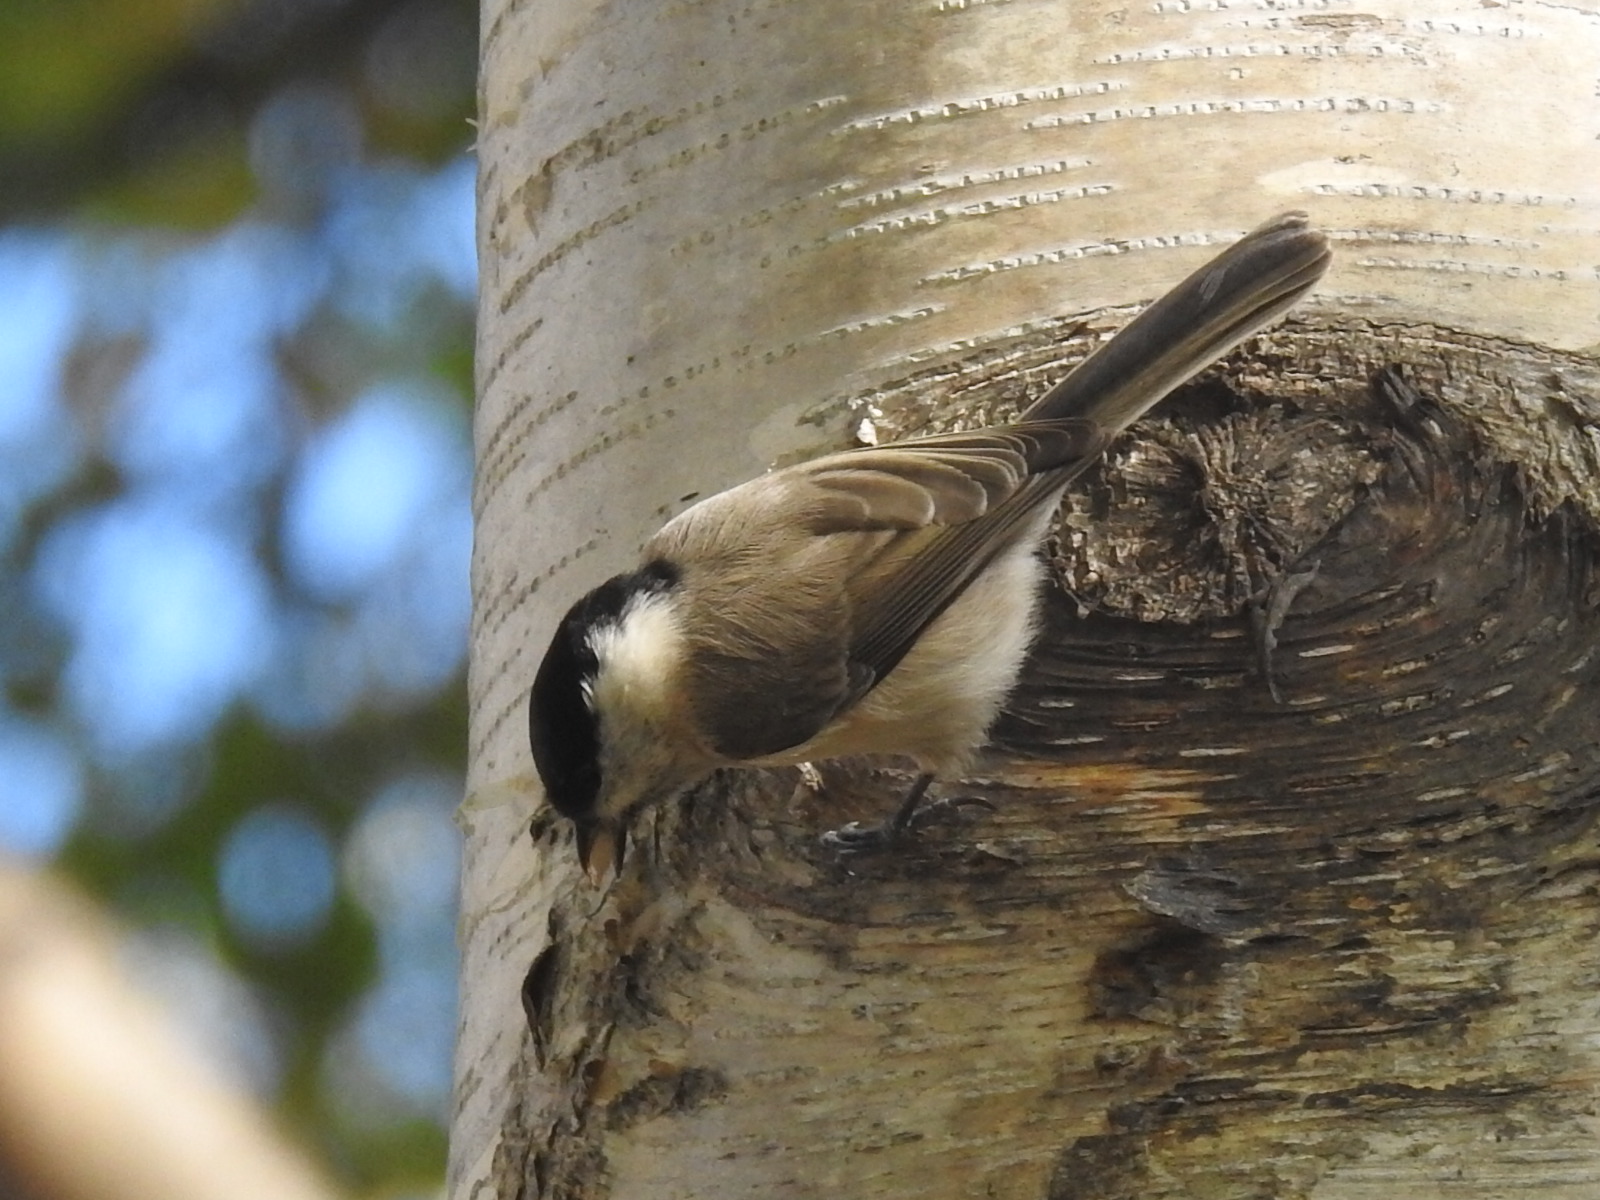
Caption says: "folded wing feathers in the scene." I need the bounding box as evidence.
[799,419,1104,533]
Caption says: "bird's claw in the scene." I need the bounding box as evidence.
[820,795,996,854]
[818,821,893,853]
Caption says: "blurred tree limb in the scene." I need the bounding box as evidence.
[0,858,344,1200]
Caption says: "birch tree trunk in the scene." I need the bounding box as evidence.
[461,2,1600,1197]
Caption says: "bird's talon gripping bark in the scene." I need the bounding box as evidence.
[820,776,995,853]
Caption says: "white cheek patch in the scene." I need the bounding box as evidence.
[587,591,683,720]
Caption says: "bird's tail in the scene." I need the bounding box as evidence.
[1025,211,1331,431]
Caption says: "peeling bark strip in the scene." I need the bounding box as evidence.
[514,325,1600,1198]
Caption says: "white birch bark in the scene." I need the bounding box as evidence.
[461,2,1600,1196]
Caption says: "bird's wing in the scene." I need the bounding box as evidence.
[651,420,1105,760]
[789,420,1108,683]
[792,420,1104,531]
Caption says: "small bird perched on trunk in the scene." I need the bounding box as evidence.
[529,211,1332,882]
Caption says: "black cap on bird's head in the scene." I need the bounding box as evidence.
[528,559,680,883]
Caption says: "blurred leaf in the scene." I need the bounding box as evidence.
[83,127,256,227]
[0,0,240,141]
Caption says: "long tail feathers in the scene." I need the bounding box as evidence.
[1025,211,1331,431]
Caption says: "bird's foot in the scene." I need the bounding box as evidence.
[819,774,994,853]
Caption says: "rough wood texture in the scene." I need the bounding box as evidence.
[509,322,1600,1198]
[466,0,1600,1193]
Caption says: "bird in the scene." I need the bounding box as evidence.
[528,211,1332,883]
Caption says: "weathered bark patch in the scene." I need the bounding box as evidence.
[519,321,1600,1199]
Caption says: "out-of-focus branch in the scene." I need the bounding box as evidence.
[0,857,344,1200]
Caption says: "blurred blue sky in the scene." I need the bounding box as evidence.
[0,73,475,1157]
[2,148,473,803]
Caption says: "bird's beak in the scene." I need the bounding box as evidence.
[575,821,624,887]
